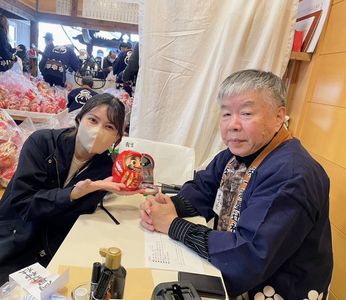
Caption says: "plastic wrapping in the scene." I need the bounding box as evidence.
[0,108,77,187]
[0,70,67,113]
[103,87,133,108]
[0,110,23,187]
[0,281,25,300]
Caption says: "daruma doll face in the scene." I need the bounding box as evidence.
[112,150,144,191]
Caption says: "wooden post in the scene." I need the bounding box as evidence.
[30,20,38,48]
[71,0,78,17]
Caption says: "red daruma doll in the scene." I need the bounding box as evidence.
[112,150,144,191]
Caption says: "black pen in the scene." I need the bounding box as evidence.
[90,262,101,300]
[92,268,113,300]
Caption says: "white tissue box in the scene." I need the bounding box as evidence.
[9,263,69,300]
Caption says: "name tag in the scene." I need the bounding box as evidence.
[213,188,223,216]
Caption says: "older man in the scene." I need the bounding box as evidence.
[140,70,333,299]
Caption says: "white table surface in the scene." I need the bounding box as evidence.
[48,194,227,299]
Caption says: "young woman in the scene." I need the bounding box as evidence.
[0,93,129,285]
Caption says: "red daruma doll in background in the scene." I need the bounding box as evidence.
[112,150,143,191]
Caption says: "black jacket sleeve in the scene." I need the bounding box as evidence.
[39,54,47,74]
[68,48,80,72]
[112,56,121,75]
[102,57,113,71]
[38,44,53,74]
[0,32,15,60]
[178,149,232,221]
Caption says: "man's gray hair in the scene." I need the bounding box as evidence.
[217,69,287,107]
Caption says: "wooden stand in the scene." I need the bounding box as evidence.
[5,109,68,123]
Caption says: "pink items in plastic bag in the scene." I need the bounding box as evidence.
[0,70,67,113]
[0,109,23,187]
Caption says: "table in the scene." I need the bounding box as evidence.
[5,109,68,123]
[48,194,227,299]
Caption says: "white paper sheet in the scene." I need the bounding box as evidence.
[145,231,204,273]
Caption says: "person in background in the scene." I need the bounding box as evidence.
[16,44,30,74]
[28,44,38,77]
[67,75,98,112]
[122,42,139,83]
[102,50,117,79]
[41,32,55,54]
[0,15,17,72]
[122,42,139,97]
[78,48,87,61]
[140,70,333,299]
[113,42,132,78]
[38,32,54,70]
[78,48,88,69]
[0,94,141,285]
[39,44,80,87]
[94,49,104,70]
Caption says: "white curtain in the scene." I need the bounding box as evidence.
[130,0,298,166]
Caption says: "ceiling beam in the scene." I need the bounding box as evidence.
[0,0,36,21]
[0,1,139,34]
[36,12,138,33]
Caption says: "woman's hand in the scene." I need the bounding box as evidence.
[70,176,144,200]
[101,177,148,195]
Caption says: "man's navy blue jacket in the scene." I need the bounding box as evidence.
[40,46,79,85]
[177,139,333,298]
[67,88,98,112]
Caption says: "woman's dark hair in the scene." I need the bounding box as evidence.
[75,93,126,146]
[17,44,27,60]
[0,15,9,36]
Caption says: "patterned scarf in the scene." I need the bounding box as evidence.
[217,157,247,231]
[217,126,292,232]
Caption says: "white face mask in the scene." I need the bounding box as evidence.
[77,122,117,154]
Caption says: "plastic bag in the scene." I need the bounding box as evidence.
[0,105,79,187]
[0,70,67,113]
[0,109,23,187]
[11,57,23,74]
